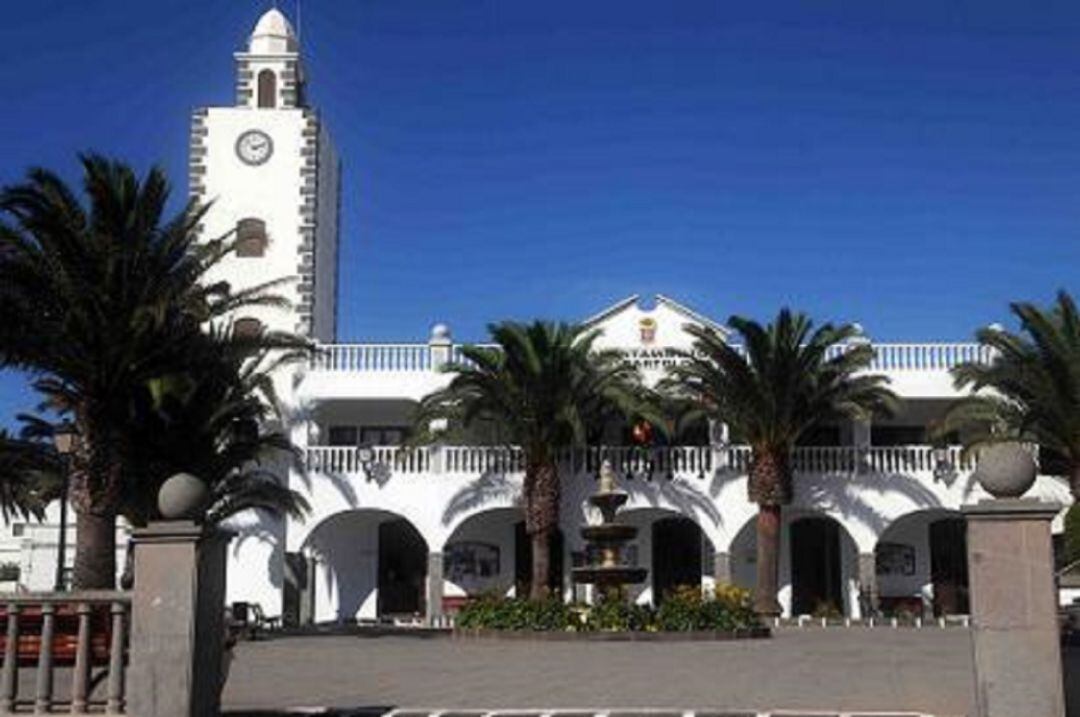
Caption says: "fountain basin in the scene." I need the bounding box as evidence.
[571,565,648,585]
[580,524,638,543]
[588,492,629,511]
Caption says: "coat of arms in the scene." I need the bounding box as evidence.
[639,317,657,344]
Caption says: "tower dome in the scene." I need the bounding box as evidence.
[249,8,298,54]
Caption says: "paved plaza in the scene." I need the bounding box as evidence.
[221,628,994,716]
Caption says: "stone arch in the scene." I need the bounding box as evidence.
[874,508,969,617]
[300,508,428,624]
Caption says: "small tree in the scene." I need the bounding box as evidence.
[663,310,896,615]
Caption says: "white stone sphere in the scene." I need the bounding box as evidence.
[430,323,451,341]
[158,473,209,520]
[975,443,1037,498]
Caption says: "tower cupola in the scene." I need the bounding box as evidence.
[234,8,305,109]
[249,8,298,54]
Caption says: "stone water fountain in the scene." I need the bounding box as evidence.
[571,459,647,600]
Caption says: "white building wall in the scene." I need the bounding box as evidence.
[197,106,307,338]
[0,502,129,592]
[313,122,340,342]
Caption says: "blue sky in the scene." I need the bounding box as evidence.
[1,0,1079,426]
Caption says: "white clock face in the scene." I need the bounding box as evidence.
[235,130,274,166]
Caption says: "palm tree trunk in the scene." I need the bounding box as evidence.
[72,508,116,589]
[530,530,551,600]
[753,504,782,616]
[69,410,121,590]
[524,459,560,600]
[749,448,790,617]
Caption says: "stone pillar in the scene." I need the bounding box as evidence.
[964,499,1065,717]
[426,551,444,626]
[714,550,732,586]
[857,552,878,617]
[429,323,453,369]
[128,521,232,717]
[300,548,317,626]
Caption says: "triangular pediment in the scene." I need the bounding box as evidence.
[581,295,727,383]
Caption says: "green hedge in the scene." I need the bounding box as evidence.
[455,584,760,632]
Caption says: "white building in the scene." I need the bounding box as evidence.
[2,10,1074,620]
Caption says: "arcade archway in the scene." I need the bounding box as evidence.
[302,509,428,623]
[729,509,860,617]
[618,508,714,605]
[875,509,969,617]
[442,508,521,605]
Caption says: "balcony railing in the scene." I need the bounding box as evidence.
[0,592,129,714]
[310,342,993,374]
[305,444,974,478]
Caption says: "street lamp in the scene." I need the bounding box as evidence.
[52,421,79,592]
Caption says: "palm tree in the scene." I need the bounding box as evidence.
[413,321,648,599]
[942,291,1080,500]
[0,155,297,588]
[0,429,61,521]
[124,323,311,526]
[663,310,897,615]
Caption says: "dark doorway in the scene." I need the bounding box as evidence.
[791,517,843,615]
[377,519,427,616]
[929,518,969,616]
[514,522,564,597]
[652,516,703,603]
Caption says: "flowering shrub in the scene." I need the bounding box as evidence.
[654,584,758,631]
[454,584,760,632]
[455,595,579,631]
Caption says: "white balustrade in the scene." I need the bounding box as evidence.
[311,344,432,372]
[310,341,993,374]
[305,443,978,483]
[443,446,526,474]
[867,343,993,372]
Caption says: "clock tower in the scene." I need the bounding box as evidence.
[190,8,340,342]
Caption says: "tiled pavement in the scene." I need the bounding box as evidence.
[221,629,979,716]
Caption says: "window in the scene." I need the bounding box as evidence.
[234,317,263,339]
[360,427,406,446]
[796,425,842,446]
[236,218,267,257]
[257,70,277,108]
[11,524,24,537]
[327,426,358,446]
[871,425,928,446]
